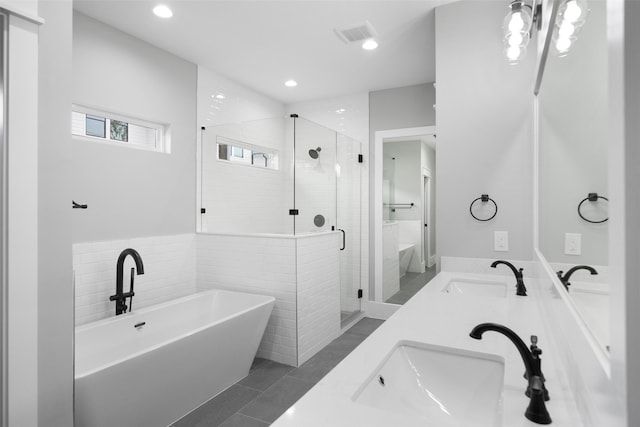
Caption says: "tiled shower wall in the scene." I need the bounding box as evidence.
[73,234,196,325]
[196,232,341,367]
[197,233,298,366]
[296,233,341,365]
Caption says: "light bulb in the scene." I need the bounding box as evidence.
[556,37,572,52]
[508,12,525,32]
[563,0,583,22]
[558,21,576,38]
[508,32,524,47]
[285,80,297,87]
[507,46,522,61]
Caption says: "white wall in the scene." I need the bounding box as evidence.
[7,11,39,427]
[71,12,197,243]
[435,1,535,261]
[37,1,74,425]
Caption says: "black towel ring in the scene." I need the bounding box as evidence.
[578,193,608,223]
[469,194,498,222]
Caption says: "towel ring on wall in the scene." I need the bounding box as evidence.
[577,193,609,223]
[469,194,498,222]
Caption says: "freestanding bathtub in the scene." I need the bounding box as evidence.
[74,289,275,427]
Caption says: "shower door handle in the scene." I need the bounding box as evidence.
[338,228,346,251]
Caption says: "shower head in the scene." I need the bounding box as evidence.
[308,147,321,159]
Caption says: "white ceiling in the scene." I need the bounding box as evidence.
[73,0,457,104]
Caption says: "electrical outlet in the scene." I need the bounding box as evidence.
[494,231,509,252]
[565,233,582,255]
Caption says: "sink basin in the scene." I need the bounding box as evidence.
[442,278,508,298]
[353,341,504,426]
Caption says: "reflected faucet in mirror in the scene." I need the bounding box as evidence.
[109,248,145,315]
[491,260,527,296]
[556,265,598,292]
[470,322,551,425]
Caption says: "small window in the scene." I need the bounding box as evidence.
[216,136,279,170]
[72,105,169,153]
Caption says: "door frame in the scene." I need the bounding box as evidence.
[373,126,436,303]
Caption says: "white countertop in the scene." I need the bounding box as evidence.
[271,271,582,427]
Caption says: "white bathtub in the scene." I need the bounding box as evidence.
[74,289,275,427]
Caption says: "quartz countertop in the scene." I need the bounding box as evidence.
[271,271,582,427]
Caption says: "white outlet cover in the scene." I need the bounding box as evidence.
[494,231,508,252]
[565,233,582,255]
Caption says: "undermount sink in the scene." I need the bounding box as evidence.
[352,341,505,426]
[442,278,508,298]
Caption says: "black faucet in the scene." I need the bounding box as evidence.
[556,265,598,292]
[491,260,527,296]
[109,248,144,315]
[470,323,551,425]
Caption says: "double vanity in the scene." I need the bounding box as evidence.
[272,259,583,426]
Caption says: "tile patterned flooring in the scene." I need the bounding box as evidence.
[385,266,437,305]
[172,317,385,427]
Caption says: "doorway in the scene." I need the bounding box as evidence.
[373,126,437,305]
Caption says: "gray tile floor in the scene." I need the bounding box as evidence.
[171,317,384,427]
[385,266,437,305]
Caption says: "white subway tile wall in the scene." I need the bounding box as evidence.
[197,233,298,366]
[73,234,197,326]
[296,233,341,365]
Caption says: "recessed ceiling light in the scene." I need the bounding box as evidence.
[153,5,173,18]
[215,93,225,99]
[285,80,298,87]
[362,39,378,50]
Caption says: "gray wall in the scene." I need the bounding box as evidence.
[72,12,197,243]
[38,3,74,425]
[435,1,535,261]
[369,83,436,295]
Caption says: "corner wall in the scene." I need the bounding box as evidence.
[435,1,535,261]
[38,1,75,425]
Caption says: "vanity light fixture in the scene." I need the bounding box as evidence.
[502,0,541,64]
[285,79,298,87]
[552,0,589,56]
[152,4,173,18]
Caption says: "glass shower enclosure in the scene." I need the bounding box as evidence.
[200,115,362,323]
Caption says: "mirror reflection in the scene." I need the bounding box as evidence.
[538,0,608,354]
[381,134,437,304]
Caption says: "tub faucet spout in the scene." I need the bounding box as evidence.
[109,248,144,315]
[470,322,551,425]
[491,260,527,296]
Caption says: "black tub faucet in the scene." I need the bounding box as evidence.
[470,322,552,425]
[556,265,598,292]
[109,248,144,315]
[491,260,527,296]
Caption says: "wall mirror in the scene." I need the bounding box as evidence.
[537,0,609,356]
[373,126,437,305]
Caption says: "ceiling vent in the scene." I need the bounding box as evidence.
[334,21,378,44]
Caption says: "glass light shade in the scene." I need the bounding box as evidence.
[506,45,527,64]
[152,5,173,18]
[503,1,532,37]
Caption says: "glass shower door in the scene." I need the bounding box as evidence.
[336,134,361,323]
[292,116,336,234]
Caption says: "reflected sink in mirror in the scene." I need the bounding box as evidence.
[353,341,504,426]
[441,278,508,298]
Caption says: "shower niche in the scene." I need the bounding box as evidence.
[198,115,363,347]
